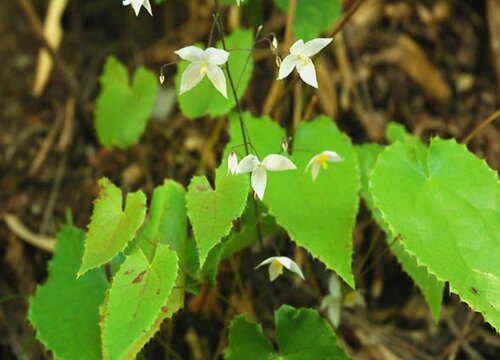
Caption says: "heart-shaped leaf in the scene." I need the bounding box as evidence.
[79,178,147,276]
[186,164,249,268]
[356,143,444,320]
[226,305,351,360]
[29,227,108,360]
[371,138,500,330]
[95,56,158,149]
[101,244,178,360]
[227,113,359,287]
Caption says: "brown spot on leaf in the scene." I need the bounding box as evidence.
[156,289,161,295]
[161,306,169,313]
[197,185,209,192]
[132,270,147,284]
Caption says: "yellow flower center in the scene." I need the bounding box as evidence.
[315,154,329,169]
[272,259,284,275]
[298,54,309,66]
[200,60,208,75]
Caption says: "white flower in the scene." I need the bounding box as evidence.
[175,46,229,98]
[255,256,304,281]
[320,273,342,328]
[228,152,238,175]
[277,38,333,88]
[305,150,343,181]
[123,0,152,16]
[236,154,296,200]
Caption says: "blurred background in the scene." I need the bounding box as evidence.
[1,0,499,359]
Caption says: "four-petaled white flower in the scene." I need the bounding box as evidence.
[305,150,343,181]
[320,273,342,328]
[123,0,152,16]
[228,152,238,175]
[255,256,304,281]
[277,38,333,88]
[236,154,296,200]
[175,46,229,98]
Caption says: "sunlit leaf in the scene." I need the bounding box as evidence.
[371,138,500,330]
[29,227,108,360]
[228,113,359,287]
[356,142,444,320]
[79,178,146,276]
[101,244,178,359]
[186,164,249,268]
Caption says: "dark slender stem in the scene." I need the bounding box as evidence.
[213,0,265,250]
[327,0,365,39]
[462,108,500,144]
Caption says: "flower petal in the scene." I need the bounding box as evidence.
[321,150,343,163]
[142,0,153,15]
[175,46,204,62]
[305,154,318,173]
[235,154,260,174]
[262,154,297,171]
[123,0,133,5]
[277,54,299,80]
[289,39,305,55]
[228,152,238,175]
[301,38,333,57]
[205,47,230,65]
[179,62,204,95]
[282,257,305,279]
[251,166,267,200]
[297,61,318,88]
[268,261,282,281]
[255,256,278,268]
[131,0,144,15]
[206,64,228,98]
[328,273,342,298]
[327,302,341,328]
[311,163,320,181]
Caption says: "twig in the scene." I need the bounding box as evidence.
[327,0,365,39]
[15,0,80,98]
[462,108,500,144]
[3,214,56,252]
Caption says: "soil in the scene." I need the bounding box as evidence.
[1,0,499,359]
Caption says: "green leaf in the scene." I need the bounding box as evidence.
[135,179,189,316]
[176,29,254,119]
[228,114,359,287]
[226,315,277,360]
[273,0,341,41]
[135,180,188,263]
[356,143,444,321]
[95,56,158,149]
[79,178,147,276]
[29,227,108,360]
[370,138,500,330]
[355,143,384,210]
[102,244,179,359]
[186,163,249,268]
[226,305,351,360]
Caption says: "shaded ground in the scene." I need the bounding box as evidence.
[1,0,499,359]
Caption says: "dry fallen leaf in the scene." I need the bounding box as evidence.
[32,0,69,97]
